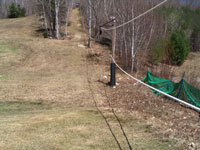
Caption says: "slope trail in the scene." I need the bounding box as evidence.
[0,9,190,150]
[0,9,104,107]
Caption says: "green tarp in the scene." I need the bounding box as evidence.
[142,71,200,108]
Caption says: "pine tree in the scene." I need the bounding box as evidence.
[8,3,26,18]
[8,3,18,18]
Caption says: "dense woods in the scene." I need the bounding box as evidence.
[36,0,74,39]
[0,0,200,72]
[7,3,26,18]
[79,0,200,73]
[0,1,200,149]
[0,0,35,18]
[0,0,75,39]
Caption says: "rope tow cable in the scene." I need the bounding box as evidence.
[101,0,169,31]
[110,56,200,112]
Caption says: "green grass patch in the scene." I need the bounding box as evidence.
[0,101,51,116]
[0,103,180,150]
[0,74,10,80]
[0,41,17,52]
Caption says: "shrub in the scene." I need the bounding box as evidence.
[169,30,190,65]
[43,32,48,38]
[149,38,168,65]
[8,3,26,18]
[67,21,72,27]
[17,5,26,17]
[8,3,18,18]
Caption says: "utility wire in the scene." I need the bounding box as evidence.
[86,42,133,150]
[85,53,123,150]
[83,19,123,149]
[86,74,123,150]
[103,85,133,150]
[100,19,115,27]
[85,35,132,149]
[101,0,169,31]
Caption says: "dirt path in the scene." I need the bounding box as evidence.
[0,9,99,106]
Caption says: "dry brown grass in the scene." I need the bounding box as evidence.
[175,52,200,88]
[0,9,186,150]
[0,101,179,150]
[0,12,92,106]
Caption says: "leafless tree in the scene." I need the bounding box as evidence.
[36,0,74,39]
[80,0,157,72]
[0,0,36,18]
[65,0,74,35]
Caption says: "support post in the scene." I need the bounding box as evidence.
[112,17,116,59]
[199,112,200,122]
[177,72,185,98]
[110,63,116,86]
[110,17,116,87]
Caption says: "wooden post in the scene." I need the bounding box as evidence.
[112,17,116,59]
[177,72,185,98]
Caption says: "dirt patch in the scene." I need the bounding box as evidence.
[94,69,200,149]
[83,28,200,149]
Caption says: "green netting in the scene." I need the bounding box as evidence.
[142,71,200,108]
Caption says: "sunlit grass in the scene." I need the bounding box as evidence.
[0,102,179,150]
[0,41,17,52]
[0,10,183,150]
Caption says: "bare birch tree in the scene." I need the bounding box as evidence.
[55,0,61,39]
[37,0,74,39]
[79,0,159,72]
[65,0,74,35]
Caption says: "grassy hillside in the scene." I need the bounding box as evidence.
[0,9,198,150]
[0,101,179,150]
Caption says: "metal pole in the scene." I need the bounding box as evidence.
[110,63,116,86]
[199,112,200,122]
[177,72,185,98]
[111,56,200,112]
[110,17,116,87]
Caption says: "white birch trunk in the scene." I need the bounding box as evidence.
[104,0,107,13]
[65,0,73,36]
[124,38,128,66]
[131,9,135,73]
[42,0,48,32]
[55,0,60,40]
[49,0,53,36]
[65,10,70,36]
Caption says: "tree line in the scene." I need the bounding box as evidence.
[0,0,199,73]
[36,0,74,39]
[0,0,35,18]
[79,0,200,72]
[0,0,75,39]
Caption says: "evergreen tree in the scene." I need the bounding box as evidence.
[169,30,190,65]
[8,3,18,18]
[7,3,26,18]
